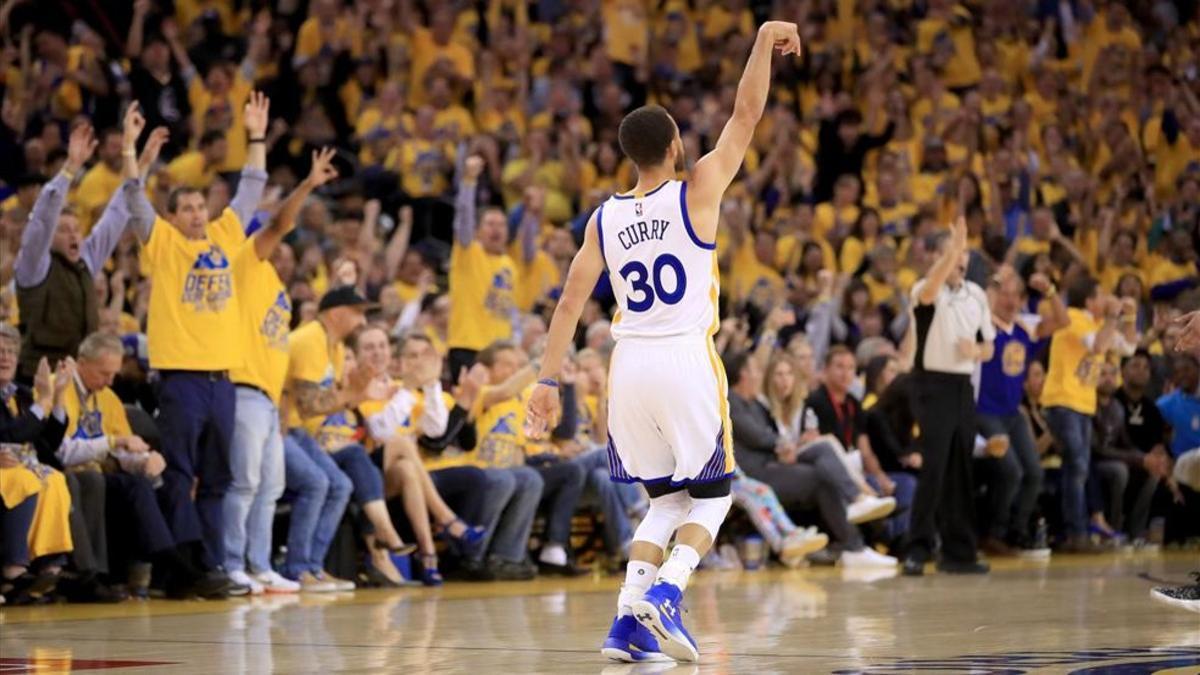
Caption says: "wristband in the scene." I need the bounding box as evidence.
[537,378,559,388]
[248,137,265,144]
[60,167,76,181]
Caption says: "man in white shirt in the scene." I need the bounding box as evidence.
[902,218,995,577]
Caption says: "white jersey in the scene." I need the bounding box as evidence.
[597,180,718,341]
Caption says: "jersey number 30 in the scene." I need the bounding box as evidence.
[619,254,687,312]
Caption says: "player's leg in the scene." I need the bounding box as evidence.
[601,485,689,663]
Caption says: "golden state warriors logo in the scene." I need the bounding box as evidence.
[74,409,103,439]
[485,268,516,318]
[261,291,292,352]
[1002,339,1026,377]
[1075,355,1100,387]
[317,410,360,452]
[183,245,233,312]
[479,412,523,467]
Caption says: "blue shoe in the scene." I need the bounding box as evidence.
[631,581,699,662]
[601,615,672,662]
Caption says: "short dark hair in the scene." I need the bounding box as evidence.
[199,130,226,148]
[167,187,205,213]
[477,340,517,367]
[722,351,753,386]
[617,105,676,168]
[824,344,855,367]
[1065,276,1099,309]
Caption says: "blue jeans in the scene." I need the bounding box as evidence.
[475,466,543,563]
[866,472,916,543]
[330,444,385,506]
[574,447,637,555]
[1044,406,1092,538]
[282,430,352,578]
[223,387,285,573]
[977,411,1044,541]
[156,371,235,568]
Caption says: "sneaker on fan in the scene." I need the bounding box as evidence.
[228,569,264,595]
[841,547,898,568]
[780,528,829,565]
[847,496,897,524]
[297,571,338,593]
[255,570,300,594]
[318,570,356,591]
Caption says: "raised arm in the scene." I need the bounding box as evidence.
[84,126,168,272]
[254,147,338,261]
[14,123,96,288]
[1029,272,1069,339]
[126,0,150,59]
[230,91,270,226]
[120,103,157,242]
[916,216,968,305]
[689,21,800,231]
[518,186,544,264]
[525,211,607,436]
[453,155,484,245]
[383,204,413,279]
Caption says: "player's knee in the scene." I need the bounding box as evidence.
[684,494,733,542]
[633,490,691,549]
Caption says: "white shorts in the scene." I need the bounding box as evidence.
[606,334,734,487]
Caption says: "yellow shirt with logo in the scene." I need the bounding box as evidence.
[230,244,291,404]
[448,241,517,351]
[1041,308,1103,415]
[286,319,343,435]
[471,386,526,469]
[62,383,132,444]
[144,209,246,371]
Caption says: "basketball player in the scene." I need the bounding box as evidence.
[525,21,802,663]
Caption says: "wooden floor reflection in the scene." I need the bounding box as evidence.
[1,552,1198,674]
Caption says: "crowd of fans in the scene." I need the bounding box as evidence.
[2,0,1200,604]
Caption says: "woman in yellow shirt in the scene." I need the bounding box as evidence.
[840,208,885,275]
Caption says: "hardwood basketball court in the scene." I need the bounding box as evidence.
[1,552,1197,673]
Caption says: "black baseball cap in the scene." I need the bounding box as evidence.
[318,286,375,312]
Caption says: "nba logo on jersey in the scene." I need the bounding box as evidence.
[635,202,643,217]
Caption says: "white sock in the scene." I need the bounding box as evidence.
[656,545,701,591]
[538,543,567,566]
[617,560,658,617]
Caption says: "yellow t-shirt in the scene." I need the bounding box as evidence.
[434,105,477,141]
[286,319,350,442]
[1099,264,1145,294]
[165,151,217,190]
[1041,308,1103,415]
[188,72,252,173]
[448,241,517,351]
[408,30,475,105]
[1147,258,1200,290]
[916,8,981,88]
[729,240,784,307]
[813,203,860,239]
[386,139,455,198]
[471,385,527,469]
[294,16,363,62]
[775,234,836,274]
[602,0,649,66]
[513,248,562,312]
[73,163,122,234]
[62,382,132,444]
[143,209,246,371]
[230,244,291,404]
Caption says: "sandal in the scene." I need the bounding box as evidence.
[419,554,444,587]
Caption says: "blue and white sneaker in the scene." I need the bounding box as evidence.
[601,615,672,662]
[631,581,699,662]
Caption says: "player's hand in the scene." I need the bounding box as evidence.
[1173,310,1200,352]
[65,122,98,174]
[244,91,270,138]
[305,146,339,188]
[759,21,801,56]
[524,382,561,440]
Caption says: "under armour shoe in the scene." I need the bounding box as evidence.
[600,614,672,663]
[1150,571,1200,613]
[631,581,699,662]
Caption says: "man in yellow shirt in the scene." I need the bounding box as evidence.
[222,149,338,595]
[1041,277,1137,553]
[164,130,226,190]
[122,94,268,576]
[448,156,518,377]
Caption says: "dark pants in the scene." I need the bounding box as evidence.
[1165,483,1200,544]
[737,446,864,551]
[447,349,478,383]
[977,412,1044,541]
[0,494,38,567]
[106,472,179,558]
[156,370,235,569]
[1087,459,1128,531]
[65,470,108,574]
[1043,406,1092,538]
[330,444,385,506]
[429,466,488,525]
[907,372,978,564]
[533,460,586,547]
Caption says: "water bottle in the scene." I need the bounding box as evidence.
[803,408,819,433]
